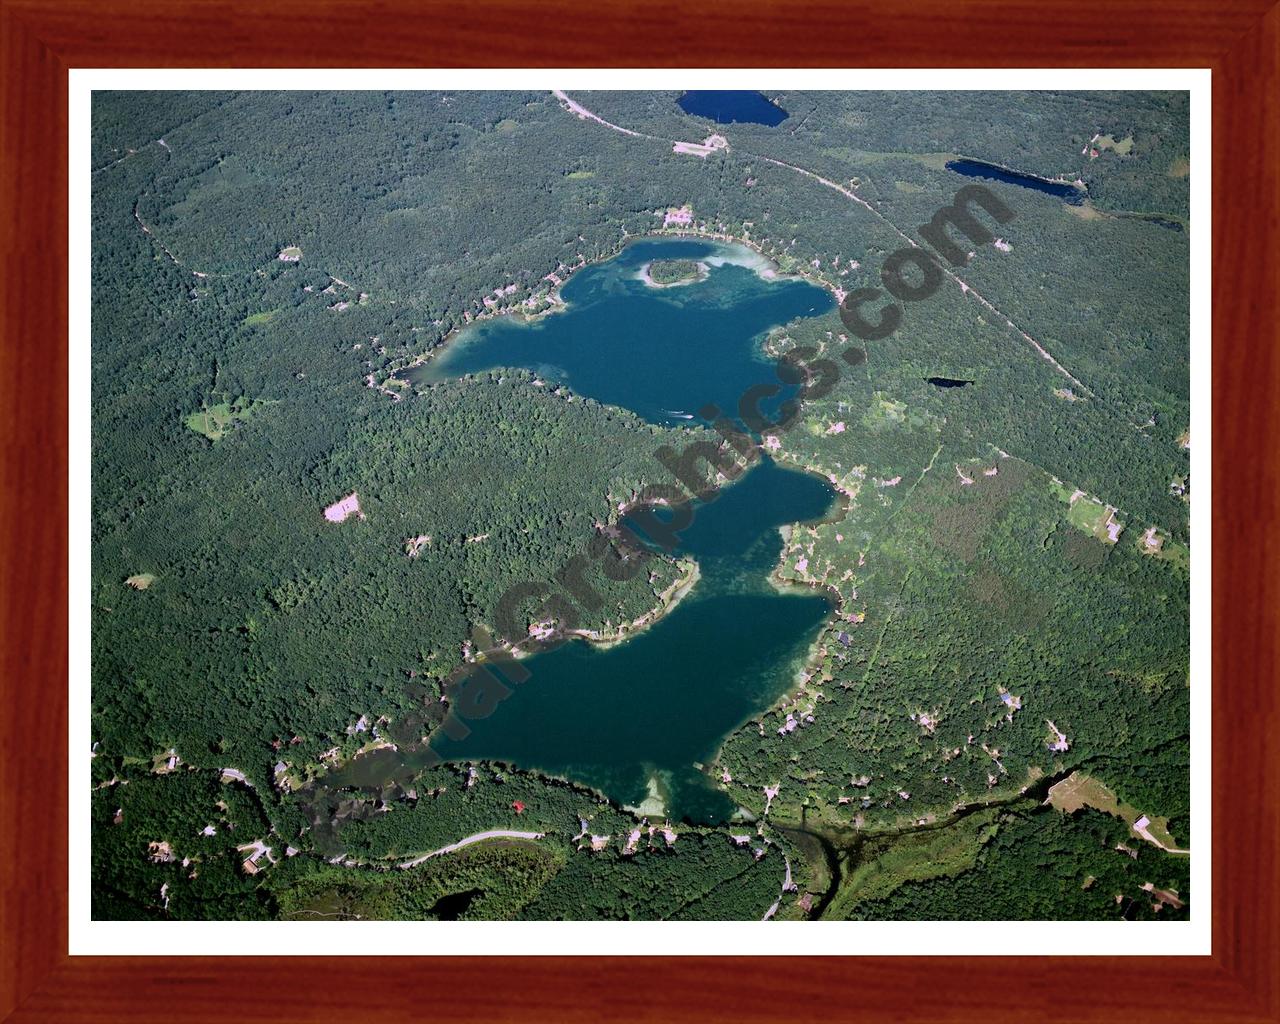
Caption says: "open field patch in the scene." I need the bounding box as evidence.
[242,308,281,326]
[819,146,957,172]
[1065,201,1108,221]
[184,397,270,442]
[822,809,1000,919]
[1046,772,1183,852]
[862,393,907,431]
[1095,133,1135,156]
[1137,526,1189,569]
[1063,492,1123,544]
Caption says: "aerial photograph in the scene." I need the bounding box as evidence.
[90,88,1191,922]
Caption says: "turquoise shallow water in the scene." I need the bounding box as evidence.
[413,240,838,822]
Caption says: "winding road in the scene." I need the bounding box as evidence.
[396,829,545,869]
[552,90,660,141]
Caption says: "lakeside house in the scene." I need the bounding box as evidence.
[662,205,693,228]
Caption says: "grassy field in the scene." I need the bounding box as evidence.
[277,841,562,921]
[822,809,1001,919]
[862,393,908,431]
[1137,526,1190,569]
[1095,133,1135,156]
[1065,494,1122,543]
[184,397,268,442]
[820,146,958,172]
[1046,771,1181,849]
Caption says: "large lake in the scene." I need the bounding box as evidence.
[412,239,830,427]
[402,240,838,823]
[437,459,835,823]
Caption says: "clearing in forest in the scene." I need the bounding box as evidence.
[819,146,956,172]
[242,308,280,326]
[861,393,908,431]
[1045,771,1184,853]
[184,397,269,442]
[1137,526,1189,569]
[1094,133,1135,156]
[1061,490,1123,544]
[1065,202,1108,221]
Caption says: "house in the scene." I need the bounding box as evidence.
[663,205,693,228]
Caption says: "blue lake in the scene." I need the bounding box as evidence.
[412,239,832,428]
[677,90,789,126]
[947,158,1086,205]
[434,458,836,824]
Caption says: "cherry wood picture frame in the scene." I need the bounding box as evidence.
[2,1,1276,1020]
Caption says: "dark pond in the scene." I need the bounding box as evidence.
[946,158,1086,205]
[1120,213,1185,233]
[925,377,974,389]
[677,91,788,126]
[428,888,483,920]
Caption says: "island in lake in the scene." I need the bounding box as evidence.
[640,258,709,287]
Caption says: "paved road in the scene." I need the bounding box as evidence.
[397,830,545,869]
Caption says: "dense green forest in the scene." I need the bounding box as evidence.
[850,806,1190,921]
[91,89,1190,922]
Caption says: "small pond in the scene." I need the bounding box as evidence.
[946,158,1085,205]
[677,91,788,126]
